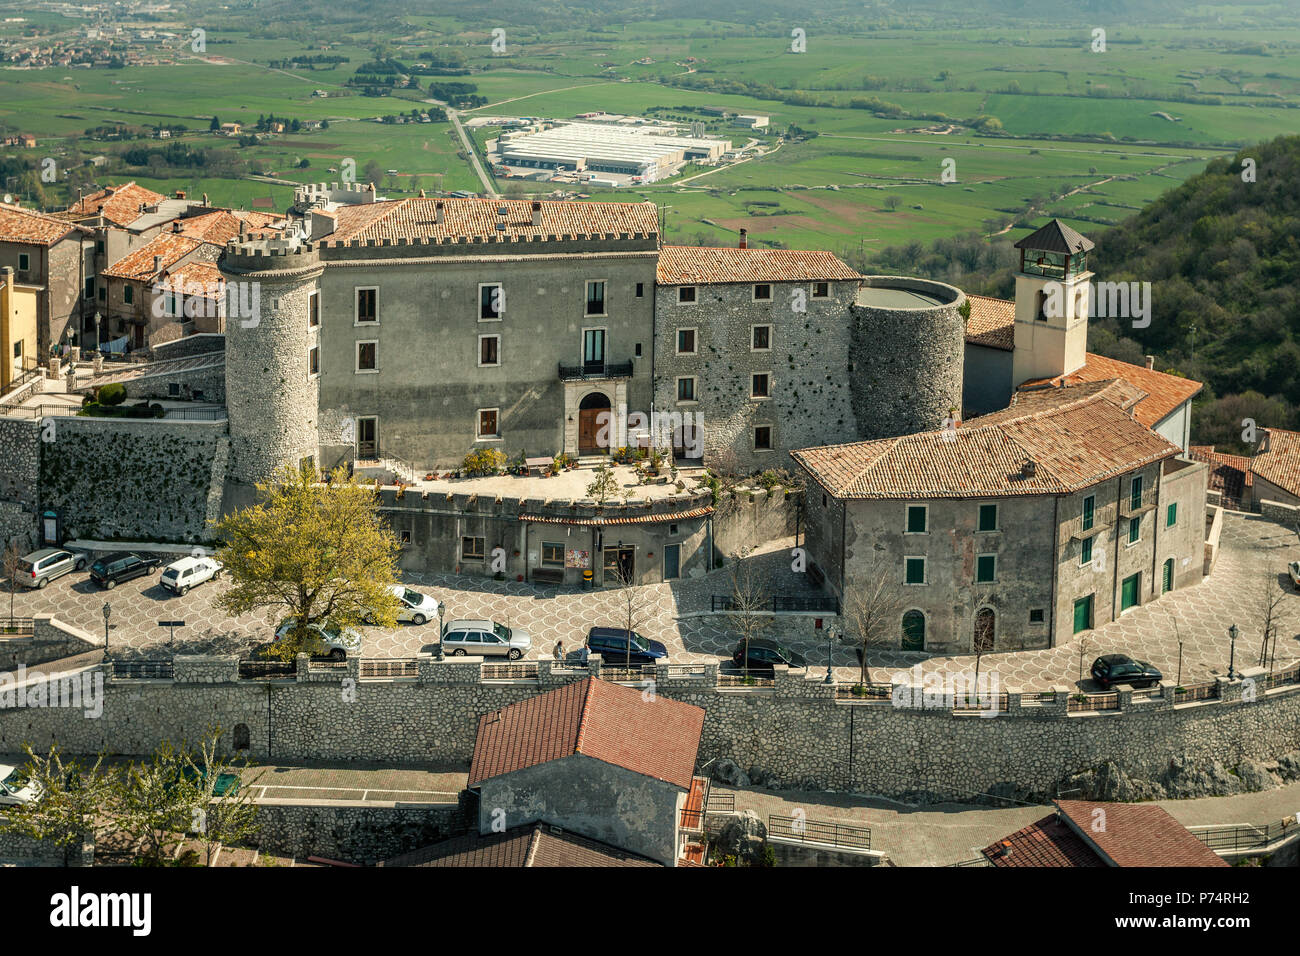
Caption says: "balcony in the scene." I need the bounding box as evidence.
[558,360,633,382]
[1119,486,1158,518]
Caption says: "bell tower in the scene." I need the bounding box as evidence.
[1011,220,1095,386]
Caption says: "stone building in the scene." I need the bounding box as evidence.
[0,202,94,356]
[1246,427,1300,508]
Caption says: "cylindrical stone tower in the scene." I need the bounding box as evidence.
[848,276,966,440]
[220,241,323,509]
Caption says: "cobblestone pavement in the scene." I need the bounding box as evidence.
[7,513,1298,691]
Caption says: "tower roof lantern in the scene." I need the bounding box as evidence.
[1013,219,1094,255]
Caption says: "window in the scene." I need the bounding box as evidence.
[812,281,829,298]
[977,503,998,532]
[355,340,377,373]
[95,240,105,254]
[1128,515,1141,545]
[308,345,319,376]
[308,291,319,327]
[1162,557,1174,593]
[18,252,30,271]
[753,283,772,301]
[542,542,565,567]
[635,282,644,298]
[1029,609,1045,624]
[85,278,96,298]
[168,382,180,397]
[123,285,134,304]
[635,343,642,357]
[97,285,105,301]
[1080,535,1093,567]
[677,286,696,304]
[751,373,770,399]
[586,280,606,316]
[461,536,485,561]
[398,529,412,545]
[1166,502,1177,527]
[355,287,377,323]
[976,553,997,583]
[1130,475,1143,510]
[906,504,927,534]
[477,408,500,439]
[479,282,502,320]
[676,328,697,354]
[676,376,696,402]
[754,425,772,450]
[751,325,771,351]
[904,556,926,585]
[1082,494,1095,532]
[1034,290,1048,321]
[479,334,500,367]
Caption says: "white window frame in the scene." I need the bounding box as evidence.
[751,324,773,352]
[355,339,378,374]
[675,375,698,405]
[675,327,698,355]
[977,502,999,533]
[751,371,771,400]
[354,286,378,326]
[585,279,608,317]
[478,333,501,368]
[753,423,774,452]
[476,407,502,441]
[461,535,486,561]
[904,555,927,586]
[18,252,30,272]
[308,343,320,378]
[677,285,697,305]
[752,282,772,302]
[308,290,320,328]
[975,552,998,584]
[478,281,504,322]
[905,503,928,535]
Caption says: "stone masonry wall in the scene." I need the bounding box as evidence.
[0,418,40,550]
[253,801,472,865]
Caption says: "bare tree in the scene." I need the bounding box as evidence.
[606,559,654,668]
[1254,557,1291,672]
[970,591,997,706]
[726,546,770,678]
[840,554,905,686]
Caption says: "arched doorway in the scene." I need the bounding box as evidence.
[902,610,926,651]
[973,607,995,653]
[233,723,251,751]
[578,391,611,455]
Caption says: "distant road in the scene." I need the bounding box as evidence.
[447,107,497,198]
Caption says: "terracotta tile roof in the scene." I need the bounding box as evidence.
[62,181,167,227]
[1188,446,1252,501]
[0,203,78,245]
[164,261,224,299]
[1251,427,1300,498]
[1019,352,1202,428]
[982,814,1107,867]
[176,210,245,244]
[469,677,704,791]
[1054,800,1227,867]
[520,506,713,527]
[656,245,860,284]
[326,197,659,244]
[381,823,660,867]
[101,234,217,281]
[964,294,1015,351]
[793,380,1178,500]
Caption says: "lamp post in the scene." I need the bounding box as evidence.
[94,311,102,350]
[436,601,445,662]
[1227,623,1239,680]
[102,601,111,661]
[824,624,837,685]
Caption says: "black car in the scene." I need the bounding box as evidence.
[584,627,668,666]
[731,637,807,674]
[1091,654,1163,690]
[89,552,161,590]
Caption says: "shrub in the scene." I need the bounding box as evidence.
[462,448,506,477]
[151,403,165,418]
[98,382,127,406]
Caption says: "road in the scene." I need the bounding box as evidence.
[447,107,497,198]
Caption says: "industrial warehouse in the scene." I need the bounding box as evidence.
[491,121,732,184]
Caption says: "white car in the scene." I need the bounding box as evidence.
[273,619,362,661]
[160,556,223,595]
[1290,560,1300,591]
[365,585,440,626]
[0,763,38,806]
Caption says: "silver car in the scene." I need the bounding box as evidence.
[14,548,88,589]
[441,619,532,660]
[273,619,363,661]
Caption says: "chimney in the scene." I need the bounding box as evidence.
[1021,458,1038,478]
[153,255,162,274]
[738,228,747,249]
[172,220,182,233]
[434,201,444,224]
[174,190,185,200]
[1144,355,1155,370]
[531,200,541,226]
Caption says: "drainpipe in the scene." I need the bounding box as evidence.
[1049,495,1059,645]
[1113,476,1122,621]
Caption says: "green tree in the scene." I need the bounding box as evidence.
[585,463,619,505]
[212,465,403,659]
[115,739,198,864]
[184,726,263,866]
[209,116,220,131]
[0,745,114,862]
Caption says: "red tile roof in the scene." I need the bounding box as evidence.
[982,814,1107,867]
[0,203,79,246]
[469,677,705,791]
[1251,427,1300,498]
[1054,800,1227,867]
[381,823,660,867]
[326,197,660,244]
[62,181,167,227]
[101,234,217,281]
[1020,352,1202,429]
[793,380,1179,499]
[964,294,1015,351]
[1188,445,1252,501]
[656,245,860,284]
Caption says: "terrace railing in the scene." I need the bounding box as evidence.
[238,660,296,680]
[1193,820,1296,852]
[0,618,36,636]
[557,360,634,382]
[1173,681,1219,704]
[359,659,419,679]
[109,659,175,680]
[1067,691,1120,713]
[481,661,540,681]
[768,814,871,850]
[711,593,840,614]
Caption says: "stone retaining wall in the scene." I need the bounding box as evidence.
[0,616,99,670]
[252,801,472,865]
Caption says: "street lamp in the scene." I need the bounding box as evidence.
[1227,623,1239,680]
[102,602,111,660]
[824,624,837,685]
[436,601,445,662]
[94,312,102,350]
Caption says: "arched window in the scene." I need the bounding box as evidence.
[902,610,926,651]
[233,723,251,751]
[973,607,996,653]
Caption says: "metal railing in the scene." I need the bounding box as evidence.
[481,662,540,681]
[711,593,840,614]
[359,659,418,679]
[1067,691,1120,712]
[109,659,175,680]
[0,363,44,402]
[601,665,655,683]
[1173,681,1218,704]
[706,792,735,814]
[1193,820,1295,852]
[717,673,775,688]
[1255,663,1300,692]
[557,360,634,381]
[238,660,296,680]
[1118,486,1159,517]
[834,683,892,700]
[19,402,226,422]
[953,692,1009,713]
[0,618,36,635]
[768,814,871,850]
[665,663,709,679]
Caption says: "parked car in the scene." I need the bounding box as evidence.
[584,626,668,666]
[0,763,38,806]
[160,556,223,595]
[273,619,363,661]
[13,548,89,589]
[364,585,440,626]
[89,552,161,590]
[1091,654,1163,690]
[441,619,531,660]
[1289,560,1300,591]
[731,637,807,674]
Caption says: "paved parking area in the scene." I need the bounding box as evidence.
[7,513,1298,691]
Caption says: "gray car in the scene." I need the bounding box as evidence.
[441,619,532,660]
[15,548,89,589]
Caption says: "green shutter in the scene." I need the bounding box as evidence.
[1121,573,1140,611]
[1166,502,1177,527]
[1073,595,1093,633]
[1130,476,1143,510]
[905,557,925,584]
[978,504,998,531]
[976,554,996,582]
[1082,496,1094,531]
[1128,515,1141,544]
[907,506,926,533]
[1080,536,1093,566]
